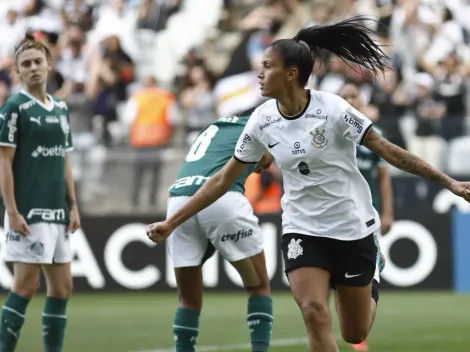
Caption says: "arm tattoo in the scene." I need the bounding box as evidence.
[363,128,453,189]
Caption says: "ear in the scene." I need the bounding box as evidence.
[285,66,298,83]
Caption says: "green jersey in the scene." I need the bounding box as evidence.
[0,90,73,225]
[169,116,256,197]
[356,127,385,211]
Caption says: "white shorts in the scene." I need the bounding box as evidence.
[167,191,263,268]
[3,214,72,264]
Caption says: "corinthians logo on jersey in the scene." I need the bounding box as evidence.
[310,128,328,149]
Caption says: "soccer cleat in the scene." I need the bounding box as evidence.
[351,340,368,351]
[374,234,385,273]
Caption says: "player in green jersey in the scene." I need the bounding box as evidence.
[166,112,273,352]
[0,33,80,352]
[339,83,394,351]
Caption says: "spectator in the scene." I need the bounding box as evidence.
[124,75,176,207]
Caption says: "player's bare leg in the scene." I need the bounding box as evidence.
[173,266,203,352]
[230,251,273,352]
[0,263,41,352]
[41,263,73,352]
[288,267,339,352]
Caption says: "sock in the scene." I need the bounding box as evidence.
[247,296,273,352]
[42,297,68,352]
[0,292,30,352]
[173,308,200,352]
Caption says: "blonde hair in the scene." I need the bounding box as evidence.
[14,32,51,63]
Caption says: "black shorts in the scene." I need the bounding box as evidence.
[281,233,377,287]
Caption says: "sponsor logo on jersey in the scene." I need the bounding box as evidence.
[221,229,253,242]
[31,145,66,158]
[310,128,328,149]
[356,158,373,170]
[54,101,68,110]
[30,116,41,125]
[5,232,20,242]
[168,175,210,191]
[27,208,66,221]
[297,161,310,175]
[292,141,305,155]
[305,109,328,120]
[59,115,70,134]
[236,133,252,154]
[19,100,35,111]
[344,114,363,134]
[7,113,18,143]
[46,116,59,124]
[259,116,281,130]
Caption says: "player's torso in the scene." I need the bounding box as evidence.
[9,92,70,224]
[254,97,378,239]
[170,116,254,196]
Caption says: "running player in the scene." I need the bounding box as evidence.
[147,17,470,352]
[0,33,79,352]
[166,111,273,352]
[339,83,394,351]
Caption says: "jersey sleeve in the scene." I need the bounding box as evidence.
[333,97,374,145]
[234,108,266,163]
[0,102,20,148]
[65,112,73,152]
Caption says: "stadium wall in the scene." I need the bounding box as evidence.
[0,176,469,293]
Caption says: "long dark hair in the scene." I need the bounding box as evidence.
[270,16,390,86]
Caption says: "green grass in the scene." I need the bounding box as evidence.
[7,291,470,352]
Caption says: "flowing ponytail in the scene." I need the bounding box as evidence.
[293,16,390,76]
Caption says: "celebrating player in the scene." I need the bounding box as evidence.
[0,33,79,352]
[166,111,273,352]
[147,17,470,352]
[339,83,394,351]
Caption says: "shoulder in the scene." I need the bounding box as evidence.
[1,94,24,110]
[309,90,349,119]
[49,95,69,111]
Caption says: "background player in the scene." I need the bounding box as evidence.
[339,83,394,351]
[166,111,273,352]
[147,17,470,352]
[0,33,79,352]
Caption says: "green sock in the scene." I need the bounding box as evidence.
[173,308,200,352]
[0,292,30,352]
[42,297,68,352]
[247,296,273,352]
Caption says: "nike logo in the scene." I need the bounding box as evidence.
[268,142,280,148]
[30,117,41,125]
[345,272,362,278]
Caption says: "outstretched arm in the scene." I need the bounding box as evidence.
[363,128,470,201]
[166,157,249,229]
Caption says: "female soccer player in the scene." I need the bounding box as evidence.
[147,17,470,352]
[166,111,273,352]
[0,33,79,352]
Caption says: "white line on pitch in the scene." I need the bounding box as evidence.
[133,337,308,352]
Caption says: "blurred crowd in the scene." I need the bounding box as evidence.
[1,0,470,213]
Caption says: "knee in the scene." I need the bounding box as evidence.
[179,293,202,311]
[48,277,73,299]
[341,329,369,345]
[300,300,331,328]
[12,275,40,299]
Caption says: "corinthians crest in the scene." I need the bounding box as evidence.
[287,238,303,259]
[310,128,328,149]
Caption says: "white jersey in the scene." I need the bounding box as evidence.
[234,90,380,241]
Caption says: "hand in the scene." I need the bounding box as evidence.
[67,207,81,233]
[449,181,470,202]
[8,212,30,236]
[146,221,173,244]
[380,214,393,235]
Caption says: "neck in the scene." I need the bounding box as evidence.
[25,86,48,104]
[276,87,308,118]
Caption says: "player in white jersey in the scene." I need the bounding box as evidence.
[147,17,470,352]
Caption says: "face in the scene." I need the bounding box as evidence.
[16,48,50,87]
[339,84,361,109]
[189,66,205,84]
[258,46,297,97]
